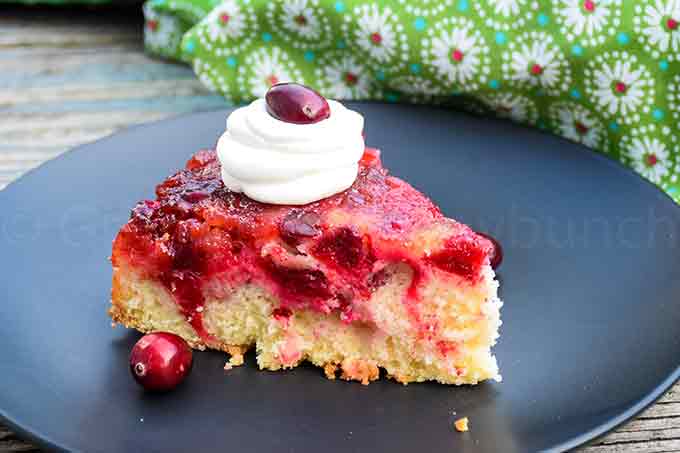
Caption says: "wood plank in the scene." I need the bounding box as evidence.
[0,111,176,134]
[0,79,211,105]
[619,416,680,433]
[580,439,680,453]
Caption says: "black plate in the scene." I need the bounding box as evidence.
[1,104,679,453]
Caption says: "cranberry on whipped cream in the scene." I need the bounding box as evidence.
[216,83,365,205]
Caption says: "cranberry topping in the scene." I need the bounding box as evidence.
[130,332,193,392]
[272,307,293,320]
[263,258,332,301]
[428,234,490,281]
[477,232,504,270]
[265,82,331,124]
[280,209,321,245]
[113,147,490,340]
[312,227,374,270]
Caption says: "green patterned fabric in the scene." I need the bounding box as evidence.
[143,0,680,202]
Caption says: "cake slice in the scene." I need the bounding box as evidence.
[110,146,503,385]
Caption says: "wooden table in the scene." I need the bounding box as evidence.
[1,6,678,452]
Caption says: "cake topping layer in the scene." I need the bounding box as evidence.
[113,148,493,342]
[216,86,365,205]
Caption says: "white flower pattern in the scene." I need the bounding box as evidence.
[476,0,539,31]
[482,92,538,124]
[622,128,675,185]
[634,0,680,61]
[554,0,621,46]
[549,102,608,150]
[343,4,408,68]
[584,51,654,124]
[422,17,490,91]
[266,0,333,49]
[669,74,680,126]
[502,31,571,95]
[143,4,183,54]
[315,53,373,99]
[237,47,304,98]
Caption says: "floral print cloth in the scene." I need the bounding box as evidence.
[143,0,680,202]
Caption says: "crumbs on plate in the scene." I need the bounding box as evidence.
[454,417,469,432]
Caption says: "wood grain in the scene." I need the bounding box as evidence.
[0,5,677,452]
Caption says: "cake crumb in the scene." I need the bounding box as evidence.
[226,345,246,366]
[454,417,469,432]
[223,362,233,371]
[340,358,379,385]
[323,362,338,380]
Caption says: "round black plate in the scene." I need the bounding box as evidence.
[1,104,679,453]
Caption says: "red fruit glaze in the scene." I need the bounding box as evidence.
[477,232,503,270]
[112,146,495,343]
[129,332,193,392]
[265,83,331,124]
[428,235,492,280]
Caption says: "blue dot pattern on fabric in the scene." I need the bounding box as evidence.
[386,93,398,102]
[336,39,346,49]
[304,50,315,61]
[609,122,620,132]
[410,63,421,74]
[414,17,426,31]
[457,0,468,12]
[376,70,385,81]
[262,32,273,42]
[489,79,500,89]
[617,32,629,45]
[334,1,344,13]
[572,44,583,56]
[570,89,581,99]
[226,56,237,67]
[495,32,507,45]
[660,60,669,71]
[653,109,665,120]
[184,40,195,53]
[537,13,549,26]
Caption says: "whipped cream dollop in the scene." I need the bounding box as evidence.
[216,98,365,205]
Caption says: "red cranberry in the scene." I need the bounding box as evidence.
[265,83,330,124]
[130,332,193,392]
[280,210,321,245]
[477,232,503,270]
[429,236,488,280]
[313,227,372,270]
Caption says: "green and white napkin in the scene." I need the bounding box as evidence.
[143,0,680,202]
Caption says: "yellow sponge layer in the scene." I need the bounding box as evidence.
[110,263,502,385]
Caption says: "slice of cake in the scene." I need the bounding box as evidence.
[110,84,502,385]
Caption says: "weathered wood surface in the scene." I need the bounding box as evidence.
[0,6,678,453]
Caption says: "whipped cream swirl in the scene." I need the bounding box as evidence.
[216,98,365,205]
